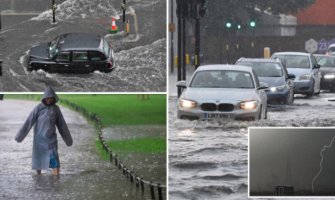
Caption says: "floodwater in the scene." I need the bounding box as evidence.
[169,93,335,200]
[0,99,164,199]
[0,0,166,92]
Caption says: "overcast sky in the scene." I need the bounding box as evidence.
[249,128,335,195]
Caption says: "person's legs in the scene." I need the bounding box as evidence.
[52,168,60,175]
[36,169,41,175]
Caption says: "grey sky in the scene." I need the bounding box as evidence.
[249,128,335,195]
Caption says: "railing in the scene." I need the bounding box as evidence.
[59,98,166,200]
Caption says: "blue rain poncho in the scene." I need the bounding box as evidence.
[15,87,73,170]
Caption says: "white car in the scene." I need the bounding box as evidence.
[176,65,268,120]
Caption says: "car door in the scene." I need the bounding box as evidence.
[310,55,321,93]
[88,51,107,71]
[253,71,267,109]
[53,51,71,73]
[71,51,92,73]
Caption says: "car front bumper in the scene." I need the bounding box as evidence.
[177,106,261,120]
[266,88,290,105]
[321,78,335,90]
[293,80,313,94]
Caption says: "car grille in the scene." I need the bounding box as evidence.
[201,103,234,112]
[218,104,234,112]
[201,103,217,111]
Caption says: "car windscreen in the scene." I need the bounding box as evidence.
[190,70,255,89]
[274,55,310,69]
[317,57,335,67]
[237,62,283,77]
[49,36,59,58]
[328,46,335,53]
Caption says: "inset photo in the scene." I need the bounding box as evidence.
[0,0,166,92]
[0,91,166,199]
[249,127,335,197]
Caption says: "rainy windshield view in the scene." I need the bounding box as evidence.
[169,0,335,199]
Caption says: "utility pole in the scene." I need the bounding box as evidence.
[176,0,183,97]
[122,0,126,23]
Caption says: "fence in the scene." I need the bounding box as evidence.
[59,99,166,200]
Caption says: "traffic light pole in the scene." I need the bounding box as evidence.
[195,17,200,69]
[177,0,183,97]
[52,0,56,23]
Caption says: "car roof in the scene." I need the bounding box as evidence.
[272,52,311,56]
[328,44,335,48]
[196,64,254,73]
[57,33,103,52]
[236,58,280,63]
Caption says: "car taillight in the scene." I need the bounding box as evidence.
[107,61,113,68]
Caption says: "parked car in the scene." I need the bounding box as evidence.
[236,58,295,105]
[327,44,335,56]
[314,54,335,91]
[28,33,115,73]
[176,65,268,120]
[271,52,321,96]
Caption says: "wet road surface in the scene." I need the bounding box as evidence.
[0,0,166,92]
[0,99,160,199]
[169,93,335,200]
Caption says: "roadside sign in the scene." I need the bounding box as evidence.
[318,38,328,53]
[305,38,318,53]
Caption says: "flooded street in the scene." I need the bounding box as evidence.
[169,93,335,200]
[0,99,160,199]
[0,0,166,92]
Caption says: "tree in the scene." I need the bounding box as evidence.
[204,0,315,28]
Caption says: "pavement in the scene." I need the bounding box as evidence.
[0,99,160,199]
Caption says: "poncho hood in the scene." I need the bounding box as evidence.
[42,87,59,104]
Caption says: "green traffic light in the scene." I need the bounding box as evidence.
[226,22,232,28]
[237,24,241,30]
[250,21,256,28]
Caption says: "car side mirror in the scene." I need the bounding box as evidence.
[176,80,187,88]
[258,82,269,90]
[287,73,295,80]
[314,64,321,69]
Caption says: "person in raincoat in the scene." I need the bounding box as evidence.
[15,87,73,175]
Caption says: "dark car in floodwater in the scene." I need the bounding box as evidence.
[314,54,335,91]
[27,33,115,73]
[236,58,295,105]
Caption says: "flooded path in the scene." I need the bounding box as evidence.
[0,99,156,199]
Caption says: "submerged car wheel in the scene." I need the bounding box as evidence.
[306,80,315,97]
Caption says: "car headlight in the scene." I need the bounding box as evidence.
[240,100,257,110]
[179,99,197,108]
[299,74,311,80]
[324,73,335,79]
[270,85,286,92]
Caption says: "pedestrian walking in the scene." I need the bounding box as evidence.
[15,87,73,175]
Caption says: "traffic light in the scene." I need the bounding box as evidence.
[249,20,256,28]
[225,22,232,28]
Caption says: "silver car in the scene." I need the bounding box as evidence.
[271,52,321,96]
[176,65,268,120]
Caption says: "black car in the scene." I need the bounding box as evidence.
[236,58,295,105]
[314,54,335,91]
[28,33,115,73]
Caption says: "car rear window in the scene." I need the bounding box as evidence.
[89,51,106,61]
[237,62,283,77]
[190,70,255,89]
[274,55,310,69]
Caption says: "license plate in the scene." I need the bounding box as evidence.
[204,113,229,119]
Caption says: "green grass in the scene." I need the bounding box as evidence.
[107,137,166,153]
[59,94,166,126]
